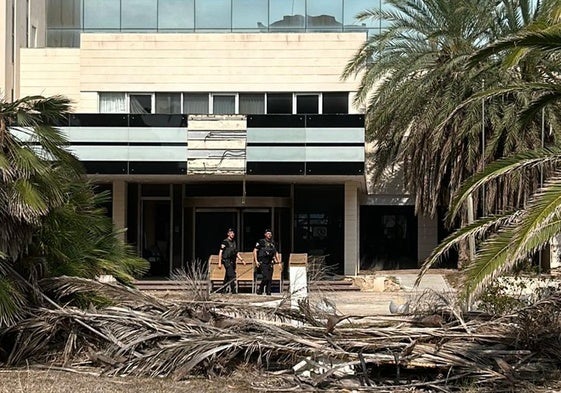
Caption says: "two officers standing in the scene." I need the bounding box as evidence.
[217,227,279,295]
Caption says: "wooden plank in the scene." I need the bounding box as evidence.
[289,253,307,266]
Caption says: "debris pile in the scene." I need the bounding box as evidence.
[1,276,561,391]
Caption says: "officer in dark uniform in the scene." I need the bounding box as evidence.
[218,228,245,294]
[253,228,279,295]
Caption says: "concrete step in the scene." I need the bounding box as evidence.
[133,280,360,292]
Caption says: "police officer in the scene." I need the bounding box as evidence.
[218,228,245,294]
[253,228,279,295]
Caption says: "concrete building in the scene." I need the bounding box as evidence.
[3,0,441,278]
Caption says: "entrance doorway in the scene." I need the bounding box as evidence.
[360,205,418,270]
[241,209,271,251]
[141,199,171,277]
[193,209,273,266]
[194,210,238,266]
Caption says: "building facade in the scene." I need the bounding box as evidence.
[4,0,441,277]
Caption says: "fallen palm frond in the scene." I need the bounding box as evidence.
[2,278,561,391]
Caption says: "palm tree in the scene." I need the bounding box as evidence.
[418,2,561,300]
[343,0,554,225]
[0,95,147,326]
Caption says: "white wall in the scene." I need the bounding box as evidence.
[19,32,365,112]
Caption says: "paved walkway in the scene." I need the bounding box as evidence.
[249,271,456,316]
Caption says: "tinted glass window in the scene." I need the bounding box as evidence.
[213,95,235,114]
[306,0,343,31]
[239,94,265,114]
[195,0,231,30]
[269,0,305,31]
[232,0,268,31]
[184,93,209,114]
[322,92,348,114]
[344,0,380,31]
[267,93,292,114]
[83,0,120,30]
[121,0,158,30]
[155,93,181,114]
[296,94,318,114]
[159,0,195,30]
[47,0,81,28]
[130,95,152,114]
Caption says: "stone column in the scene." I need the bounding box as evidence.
[344,181,360,276]
[112,180,127,242]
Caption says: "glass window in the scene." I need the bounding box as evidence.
[130,94,152,114]
[155,93,181,114]
[195,0,231,31]
[46,29,80,48]
[343,0,380,31]
[322,92,348,114]
[158,0,195,30]
[84,0,120,30]
[99,93,127,113]
[296,94,319,114]
[269,0,305,31]
[184,93,209,114]
[267,93,292,114]
[212,95,235,114]
[239,94,265,114]
[232,0,268,32]
[121,0,158,30]
[306,0,343,31]
[47,0,81,28]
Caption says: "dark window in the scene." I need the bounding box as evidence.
[296,94,319,114]
[130,95,152,114]
[267,93,292,114]
[322,92,349,114]
[47,0,81,28]
[141,184,171,197]
[155,93,181,114]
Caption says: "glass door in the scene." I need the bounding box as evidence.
[241,209,272,252]
[141,199,171,277]
[194,210,238,266]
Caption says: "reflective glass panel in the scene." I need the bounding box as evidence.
[213,95,235,114]
[184,93,209,114]
[343,0,380,30]
[232,0,268,32]
[121,0,158,30]
[83,0,120,30]
[306,0,342,31]
[269,0,306,31]
[130,94,152,114]
[156,93,181,114]
[47,0,81,28]
[239,94,265,114]
[158,0,195,30]
[195,0,231,30]
[296,94,319,114]
[322,92,348,114]
[267,93,292,114]
[46,29,80,47]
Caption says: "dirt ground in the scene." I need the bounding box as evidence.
[0,368,257,393]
